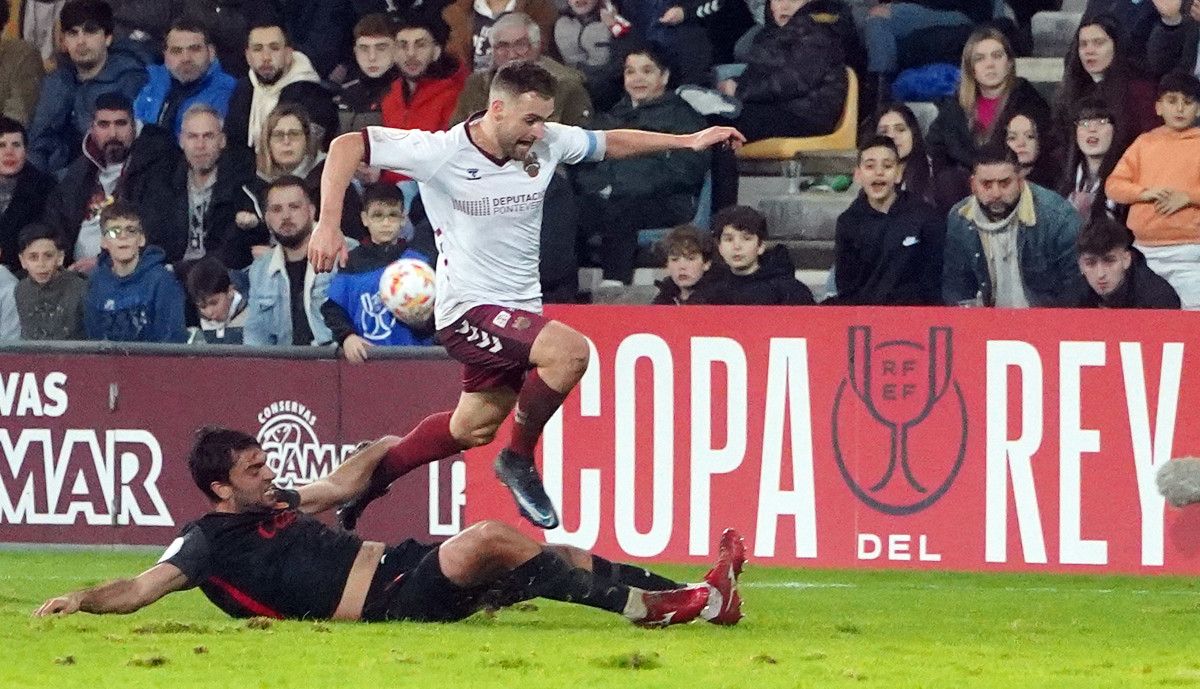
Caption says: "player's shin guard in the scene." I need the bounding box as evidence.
[339,412,464,530]
[590,555,681,591]
[507,369,569,457]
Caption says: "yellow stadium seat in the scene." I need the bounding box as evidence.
[736,67,859,159]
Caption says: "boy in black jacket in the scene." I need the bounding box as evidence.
[692,206,815,305]
[1074,215,1180,309]
[652,224,714,305]
[830,135,944,305]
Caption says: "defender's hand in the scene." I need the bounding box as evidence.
[35,594,80,617]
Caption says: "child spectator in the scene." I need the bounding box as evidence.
[693,205,815,305]
[652,224,713,305]
[321,183,434,363]
[830,136,943,306]
[83,200,186,342]
[1074,215,1179,309]
[185,255,249,344]
[14,223,85,340]
[868,102,934,205]
[1057,99,1122,221]
[1105,72,1200,309]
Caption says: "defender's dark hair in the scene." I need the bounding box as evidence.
[189,427,261,502]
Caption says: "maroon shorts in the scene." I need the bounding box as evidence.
[436,305,549,393]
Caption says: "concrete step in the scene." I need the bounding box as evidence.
[1031,11,1082,58]
[1060,0,1086,13]
[1015,56,1065,84]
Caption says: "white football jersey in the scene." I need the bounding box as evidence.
[364,119,606,329]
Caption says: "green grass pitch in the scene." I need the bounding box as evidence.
[3,549,1200,689]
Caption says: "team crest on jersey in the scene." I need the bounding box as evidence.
[466,168,481,180]
[256,401,356,487]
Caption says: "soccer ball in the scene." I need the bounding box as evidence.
[379,258,435,326]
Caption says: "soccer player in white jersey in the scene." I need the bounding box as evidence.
[309,61,743,530]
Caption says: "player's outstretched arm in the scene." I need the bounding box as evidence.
[603,126,745,160]
[295,435,401,514]
[310,132,363,273]
[33,562,188,617]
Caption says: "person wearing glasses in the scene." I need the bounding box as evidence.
[42,92,176,276]
[83,199,186,343]
[1057,99,1123,221]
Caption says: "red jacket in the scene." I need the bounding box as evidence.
[381,66,468,134]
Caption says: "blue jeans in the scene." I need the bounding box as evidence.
[863,3,974,74]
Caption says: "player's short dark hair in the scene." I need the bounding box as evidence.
[1159,71,1200,101]
[262,175,311,204]
[167,16,212,44]
[1076,216,1134,257]
[354,13,395,40]
[858,134,899,162]
[60,0,114,35]
[186,256,233,302]
[491,60,557,101]
[0,115,25,143]
[93,92,134,118]
[362,182,405,210]
[247,19,290,47]
[711,205,768,241]
[658,223,712,261]
[971,141,1019,172]
[189,427,261,502]
[99,198,140,228]
[18,224,64,253]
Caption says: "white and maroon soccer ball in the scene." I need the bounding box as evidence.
[379,258,435,326]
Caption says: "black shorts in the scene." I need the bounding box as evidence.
[360,539,487,623]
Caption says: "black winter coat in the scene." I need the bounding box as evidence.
[737,0,849,136]
[831,191,945,306]
[927,78,1052,174]
[140,146,258,269]
[693,245,815,305]
[42,125,179,265]
[1074,248,1181,309]
[575,92,709,216]
[0,164,56,274]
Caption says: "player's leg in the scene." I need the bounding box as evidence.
[493,320,590,529]
[544,544,681,591]
[337,389,517,530]
[438,521,712,626]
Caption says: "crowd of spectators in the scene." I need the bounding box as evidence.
[0,0,1194,358]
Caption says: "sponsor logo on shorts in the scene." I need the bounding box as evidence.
[492,311,511,328]
[456,320,503,353]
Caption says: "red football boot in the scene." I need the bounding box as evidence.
[635,584,710,627]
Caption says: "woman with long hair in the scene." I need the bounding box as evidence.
[1052,15,1157,161]
[865,102,933,204]
[926,26,1051,211]
[1056,98,1124,221]
[1002,111,1059,190]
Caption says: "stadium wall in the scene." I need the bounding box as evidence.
[3,306,1200,576]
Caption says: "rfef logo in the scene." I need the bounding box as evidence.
[831,326,968,515]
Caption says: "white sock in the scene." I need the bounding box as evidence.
[699,584,721,620]
[622,587,647,620]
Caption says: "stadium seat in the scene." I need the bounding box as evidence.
[635,172,713,248]
[735,68,859,160]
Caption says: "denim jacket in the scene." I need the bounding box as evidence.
[244,237,357,346]
[943,183,1082,307]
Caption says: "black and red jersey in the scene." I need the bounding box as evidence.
[160,508,361,620]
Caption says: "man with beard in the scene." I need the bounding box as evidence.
[141,104,257,271]
[133,18,237,137]
[26,0,151,174]
[244,176,355,346]
[224,21,336,152]
[380,15,467,134]
[943,143,1082,307]
[42,92,175,274]
[309,61,742,530]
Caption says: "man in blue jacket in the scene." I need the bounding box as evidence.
[83,200,187,343]
[134,18,237,137]
[943,143,1082,308]
[26,0,150,174]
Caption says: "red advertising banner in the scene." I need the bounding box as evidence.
[0,352,464,546]
[465,305,1200,575]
